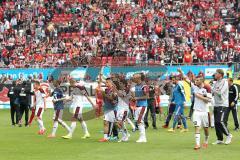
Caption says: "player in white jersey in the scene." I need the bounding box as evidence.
[178,69,211,150]
[62,79,95,139]
[33,81,47,135]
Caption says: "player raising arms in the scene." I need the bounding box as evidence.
[131,73,149,143]
[62,79,95,139]
[178,69,211,150]
[48,80,71,138]
[32,81,47,135]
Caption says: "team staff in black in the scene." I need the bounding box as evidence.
[226,78,239,131]
[7,81,20,126]
[144,80,157,129]
[19,81,34,127]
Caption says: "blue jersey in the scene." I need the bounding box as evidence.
[103,88,118,112]
[171,82,186,105]
[52,88,64,110]
[135,84,148,107]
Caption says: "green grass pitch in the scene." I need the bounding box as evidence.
[0,109,239,160]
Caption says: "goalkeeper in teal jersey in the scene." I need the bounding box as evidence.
[168,74,188,132]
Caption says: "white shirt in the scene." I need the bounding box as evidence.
[35,89,46,108]
[10,18,17,26]
[4,21,10,30]
[221,9,228,16]
[70,85,85,108]
[117,90,130,110]
[192,83,209,112]
[225,24,232,33]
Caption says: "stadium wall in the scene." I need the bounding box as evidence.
[0,65,233,109]
[0,65,231,81]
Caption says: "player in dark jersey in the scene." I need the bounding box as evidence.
[48,80,71,138]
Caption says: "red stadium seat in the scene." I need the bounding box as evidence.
[102,57,107,65]
[107,57,113,63]
[127,56,131,65]
[65,33,71,37]
[148,59,155,65]
[154,60,160,64]
[131,57,136,65]
[72,32,77,37]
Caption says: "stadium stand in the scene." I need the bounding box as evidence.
[0,0,240,68]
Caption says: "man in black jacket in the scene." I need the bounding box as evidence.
[226,78,239,131]
[144,80,157,129]
[7,81,20,126]
[19,81,34,127]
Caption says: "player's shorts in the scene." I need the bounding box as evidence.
[72,106,83,119]
[53,109,63,121]
[117,109,128,122]
[35,107,44,119]
[104,110,117,123]
[192,111,209,128]
[134,106,147,124]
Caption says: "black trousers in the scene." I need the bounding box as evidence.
[10,102,20,125]
[225,104,239,129]
[144,99,156,128]
[214,107,230,141]
[19,104,29,125]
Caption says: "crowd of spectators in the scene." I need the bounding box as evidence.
[1,0,240,68]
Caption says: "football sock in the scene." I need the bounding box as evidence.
[205,136,209,144]
[28,109,35,124]
[81,121,89,135]
[139,123,146,139]
[195,133,200,146]
[58,119,71,132]
[37,119,44,130]
[69,121,77,136]
[182,116,188,129]
[104,134,108,139]
[52,121,58,136]
[127,118,135,130]
[108,122,114,137]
